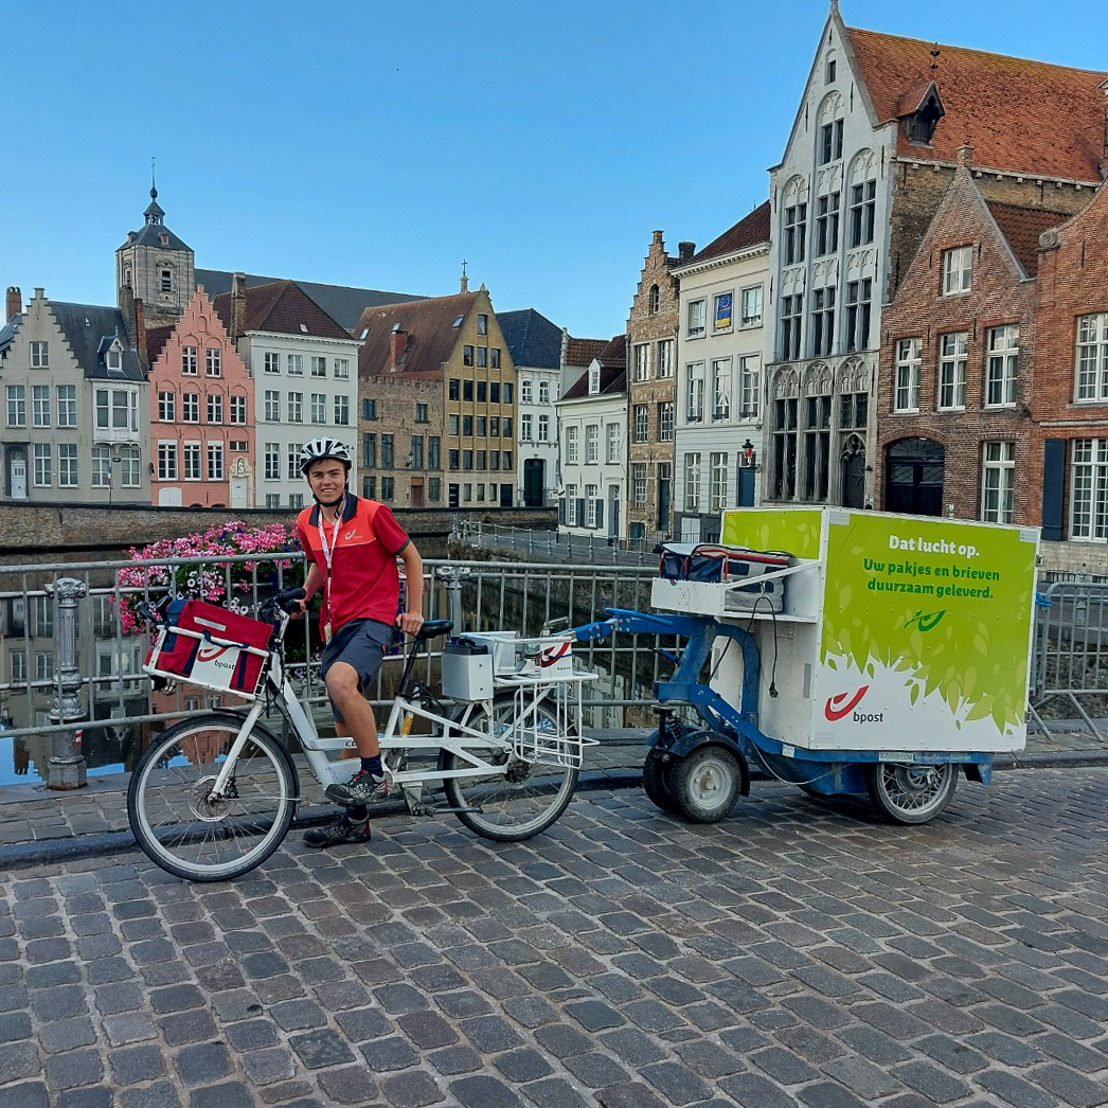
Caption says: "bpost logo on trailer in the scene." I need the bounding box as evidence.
[824,685,881,723]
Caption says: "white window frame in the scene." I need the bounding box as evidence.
[184,443,202,481]
[566,426,579,464]
[633,343,651,382]
[633,405,648,444]
[711,359,731,421]
[1075,314,1108,402]
[606,423,620,464]
[182,392,199,423]
[264,352,280,374]
[1070,438,1108,540]
[537,414,550,442]
[659,401,675,442]
[58,443,78,487]
[710,452,728,512]
[685,363,705,423]
[687,299,706,339]
[938,332,968,411]
[585,424,599,464]
[158,442,178,481]
[981,441,1015,524]
[57,386,77,428]
[182,346,198,375]
[264,390,280,421]
[158,391,176,422]
[32,385,50,428]
[684,453,701,512]
[740,285,763,328]
[632,463,647,506]
[657,339,674,378]
[942,245,973,295]
[33,444,52,487]
[986,325,1019,408]
[895,338,922,413]
[739,356,760,420]
[207,442,225,481]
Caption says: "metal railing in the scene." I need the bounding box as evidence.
[453,519,663,566]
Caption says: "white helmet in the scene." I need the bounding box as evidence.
[299,437,352,474]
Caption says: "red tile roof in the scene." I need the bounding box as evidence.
[688,201,771,265]
[144,325,174,364]
[356,293,478,378]
[561,336,627,400]
[846,26,1108,182]
[563,336,609,368]
[985,201,1071,276]
[211,280,350,339]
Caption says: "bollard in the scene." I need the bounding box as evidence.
[436,565,472,632]
[45,577,88,790]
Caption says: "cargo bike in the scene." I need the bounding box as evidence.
[574,507,1039,826]
[129,589,596,881]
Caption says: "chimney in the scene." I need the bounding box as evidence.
[678,241,696,261]
[957,144,974,168]
[231,272,247,342]
[6,287,20,322]
[389,325,408,369]
[134,297,148,368]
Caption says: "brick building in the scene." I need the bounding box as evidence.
[877,151,1069,524]
[626,232,685,543]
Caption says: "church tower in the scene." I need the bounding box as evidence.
[116,177,195,329]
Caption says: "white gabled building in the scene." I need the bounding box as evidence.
[555,335,627,539]
[672,203,771,542]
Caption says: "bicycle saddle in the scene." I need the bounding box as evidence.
[415,619,453,641]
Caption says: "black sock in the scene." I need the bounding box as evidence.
[361,755,383,777]
[345,805,368,822]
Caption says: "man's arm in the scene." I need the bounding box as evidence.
[396,541,424,635]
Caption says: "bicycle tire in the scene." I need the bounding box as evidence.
[127,713,298,882]
[442,693,579,842]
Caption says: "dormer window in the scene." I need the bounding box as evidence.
[589,364,600,394]
[106,340,124,373]
[907,91,943,145]
[159,233,169,246]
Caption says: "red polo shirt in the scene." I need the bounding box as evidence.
[297,494,410,632]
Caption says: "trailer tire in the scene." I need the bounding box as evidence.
[671,745,741,824]
[865,762,957,825]
[642,748,679,813]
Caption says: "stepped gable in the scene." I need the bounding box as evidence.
[357,292,478,378]
[845,26,1108,182]
[688,201,771,265]
[210,279,349,339]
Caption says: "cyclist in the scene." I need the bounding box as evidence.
[294,436,425,847]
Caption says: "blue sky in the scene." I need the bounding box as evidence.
[4,1,1106,338]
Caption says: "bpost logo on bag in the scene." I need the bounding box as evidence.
[195,643,236,672]
[824,684,874,722]
[540,642,571,667]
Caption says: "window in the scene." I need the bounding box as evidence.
[476,381,487,403]
[773,397,799,499]
[477,313,488,335]
[158,391,175,422]
[815,192,840,256]
[1075,314,1108,402]
[784,203,807,265]
[265,494,281,509]
[462,415,473,436]
[32,385,50,428]
[208,443,224,481]
[158,442,178,480]
[539,379,551,402]
[633,343,650,381]
[658,401,675,442]
[491,348,501,369]
[684,454,701,512]
[938,332,968,410]
[810,287,835,357]
[844,279,872,352]
[287,354,303,376]
[657,339,674,378]
[91,445,111,487]
[264,444,280,480]
[633,405,649,444]
[207,394,224,423]
[428,477,441,501]
[95,389,138,432]
[585,424,599,463]
[30,341,48,368]
[632,464,647,506]
[987,325,1019,407]
[381,435,394,468]
[1070,439,1108,539]
[685,363,705,423]
[739,357,761,419]
[942,245,973,295]
[416,403,428,423]
[475,347,486,369]
[895,338,922,412]
[264,390,280,421]
[184,443,202,480]
[411,436,424,469]
[521,379,533,403]
[182,346,198,374]
[57,386,77,427]
[288,392,305,422]
[287,446,300,481]
[840,391,868,430]
[334,358,350,379]
[566,426,579,464]
[588,365,600,394]
[521,414,533,441]
[606,423,620,463]
[230,440,247,453]
[476,450,486,471]
[289,493,304,509]
[335,396,350,425]
[819,118,843,164]
[58,444,77,487]
[826,56,837,82]
[311,356,327,377]
[448,414,459,436]
[504,383,513,403]
[428,437,440,469]
[448,380,460,402]
[33,444,51,487]
[117,445,140,487]
[803,395,831,500]
[230,395,247,424]
[585,484,598,528]
[981,442,1015,524]
[649,285,660,314]
[537,414,549,442]
[183,392,199,422]
[687,299,706,338]
[710,452,728,512]
[462,449,473,471]
[740,286,763,328]
[779,295,802,361]
[363,433,376,468]
[363,397,377,419]
[161,269,172,292]
[7,385,26,427]
[463,380,474,402]
[9,650,26,684]
[713,292,733,332]
[380,477,394,500]
[849,180,877,247]
[264,352,280,374]
[205,348,222,377]
[711,359,731,421]
[463,345,474,366]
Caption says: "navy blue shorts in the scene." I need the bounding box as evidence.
[320,619,398,722]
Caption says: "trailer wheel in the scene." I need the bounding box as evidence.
[865,762,957,825]
[671,745,741,824]
[642,748,679,813]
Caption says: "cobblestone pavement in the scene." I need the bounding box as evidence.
[2,755,1108,1106]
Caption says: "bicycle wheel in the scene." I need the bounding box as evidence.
[442,694,579,841]
[127,713,298,882]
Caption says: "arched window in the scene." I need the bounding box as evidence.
[649,284,660,314]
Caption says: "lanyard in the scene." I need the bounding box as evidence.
[316,493,345,619]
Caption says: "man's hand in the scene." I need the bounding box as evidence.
[396,611,425,636]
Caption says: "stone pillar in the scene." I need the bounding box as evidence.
[45,577,88,790]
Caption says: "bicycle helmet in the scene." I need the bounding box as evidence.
[299,437,352,474]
